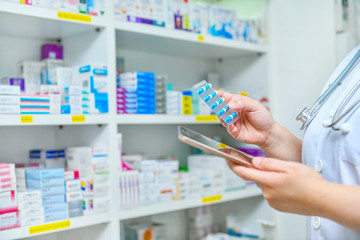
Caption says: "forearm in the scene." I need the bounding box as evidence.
[315,181,360,231]
[259,122,303,162]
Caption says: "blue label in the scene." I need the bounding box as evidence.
[79,65,91,73]
[93,69,108,75]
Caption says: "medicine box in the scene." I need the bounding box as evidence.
[0,211,20,231]
[64,170,80,181]
[45,210,68,222]
[21,215,45,227]
[0,95,20,105]
[44,202,67,213]
[18,199,42,210]
[65,179,81,192]
[0,190,17,214]
[69,207,84,218]
[66,191,83,202]
[20,207,44,219]
[17,190,42,202]
[0,85,20,95]
[26,178,64,189]
[26,168,64,180]
[41,185,65,196]
[41,43,63,60]
[42,194,66,205]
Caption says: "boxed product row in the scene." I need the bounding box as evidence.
[2,0,105,16]
[1,43,108,114]
[0,146,110,231]
[117,71,269,115]
[114,0,266,44]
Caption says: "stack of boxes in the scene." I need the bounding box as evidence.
[29,149,66,169]
[0,85,21,114]
[17,61,45,94]
[182,90,193,115]
[0,163,19,230]
[65,171,83,218]
[20,94,50,115]
[18,190,44,227]
[117,71,156,114]
[76,64,109,114]
[188,155,245,192]
[154,160,179,203]
[61,85,83,115]
[40,85,61,114]
[66,147,110,215]
[26,168,68,222]
[138,161,157,206]
[155,75,167,114]
[166,90,182,115]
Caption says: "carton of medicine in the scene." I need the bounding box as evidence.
[44,202,67,213]
[0,85,20,95]
[17,190,42,202]
[0,211,20,230]
[44,210,68,222]
[26,178,65,189]
[65,179,81,192]
[26,168,64,180]
[42,194,66,205]
[0,190,17,214]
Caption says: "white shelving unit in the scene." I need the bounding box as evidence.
[0,1,274,240]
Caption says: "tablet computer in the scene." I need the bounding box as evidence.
[178,126,254,167]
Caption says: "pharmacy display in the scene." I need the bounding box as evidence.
[0,43,108,115]
[115,0,266,44]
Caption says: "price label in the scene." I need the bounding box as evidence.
[198,35,205,42]
[21,115,33,124]
[195,115,218,122]
[202,195,222,204]
[29,220,70,235]
[72,115,85,123]
[58,11,91,23]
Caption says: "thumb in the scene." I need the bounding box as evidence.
[252,157,288,172]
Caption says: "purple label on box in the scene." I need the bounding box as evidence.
[9,78,25,92]
[41,44,63,60]
[127,16,154,25]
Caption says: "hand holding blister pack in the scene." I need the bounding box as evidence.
[192,80,239,125]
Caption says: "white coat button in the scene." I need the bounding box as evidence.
[315,160,323,173]
[313,217,321,230]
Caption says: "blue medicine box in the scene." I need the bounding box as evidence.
[26,168,64,180]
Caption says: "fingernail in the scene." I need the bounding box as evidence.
[252,158,261,166]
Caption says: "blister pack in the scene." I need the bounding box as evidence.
[192,80,239,125]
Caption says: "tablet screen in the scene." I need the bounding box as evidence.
[178,126,254,167]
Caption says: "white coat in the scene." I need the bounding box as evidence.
[303,45,360,239]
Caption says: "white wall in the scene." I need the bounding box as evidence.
[268,0,337,239]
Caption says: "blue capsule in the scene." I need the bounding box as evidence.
[211,98,224,109]
[218,105,229,116]
[197,84,211,95]
[204,91,216,102]
[225,112,238,124]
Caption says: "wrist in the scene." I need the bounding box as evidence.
[258,122,282,152]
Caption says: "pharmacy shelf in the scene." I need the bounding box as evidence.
[0,1,107,39]
[0,212,112,240]
[116,114,220,125]
[0,114,109,126]
[118,186,262,220]
[115,21,268,60]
